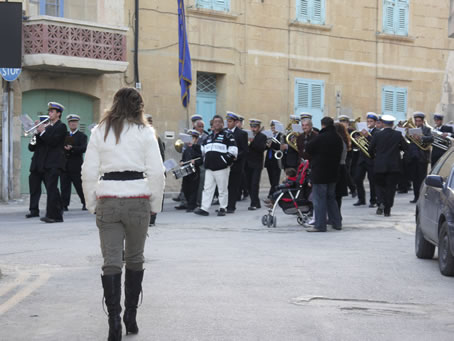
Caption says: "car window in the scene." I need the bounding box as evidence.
[431,151,453,175]
[438,152,454,180]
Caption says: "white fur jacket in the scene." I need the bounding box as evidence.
[81,123,165,214]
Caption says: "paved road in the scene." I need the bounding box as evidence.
[0,191,453,341]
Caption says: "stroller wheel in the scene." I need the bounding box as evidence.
[261,215,268,226]
[297,216,304,226]
[272,216,277,228]
[266,214,273,228]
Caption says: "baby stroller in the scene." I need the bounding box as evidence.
[261,160,312,228]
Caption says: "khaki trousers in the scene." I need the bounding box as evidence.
[96,197,150,275]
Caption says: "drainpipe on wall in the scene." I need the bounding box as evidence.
[134,0,140,89]
[1,81,10,201]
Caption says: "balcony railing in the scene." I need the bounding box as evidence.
[23,16,128,73]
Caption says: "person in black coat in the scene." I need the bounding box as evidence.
[181,130,203,212]
[226,112,248,213]
[246,119,267,210]
[369,115,408,217]
[264,120,284,199]
[407,112,434,203]
[353,112,379,207]
[36,102,68,223]
[305,117,343,232]
[26,116,49,218]
[431,113,453,167]
[281,115,301,170]
[60,115,88,211]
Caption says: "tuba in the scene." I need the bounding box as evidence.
[402,118,431,151]
[285,132,299,153]
[350,130,371,158]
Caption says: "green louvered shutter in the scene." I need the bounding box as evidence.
[382,86,407,121]
[395,0,409,36]
[311,0,325,24]
[395,87,407,121]
[383,0,395,34]
[295,78,324,128]
[297,0,309,22]
[196,0,212,9]
[213,0,229,11]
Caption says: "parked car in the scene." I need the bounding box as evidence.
[415,147,454,276]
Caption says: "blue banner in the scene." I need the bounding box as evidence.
[178,0,192,107]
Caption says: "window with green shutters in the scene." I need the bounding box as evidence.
[295,78,325,128]
[196,0,230,12]
[296,0,325,25]
[382,86,408,122]
[383,0,409,36]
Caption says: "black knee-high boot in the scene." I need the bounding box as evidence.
[123,269,144,335]
[101,273,122,341]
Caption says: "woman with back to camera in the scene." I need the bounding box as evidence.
[82,88,165,341]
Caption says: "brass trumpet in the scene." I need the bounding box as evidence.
[24,117,50,136]
[350,130,371,158]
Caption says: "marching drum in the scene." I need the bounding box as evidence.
[173,163,196,179]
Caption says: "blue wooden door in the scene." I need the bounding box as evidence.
[196,94,216,125]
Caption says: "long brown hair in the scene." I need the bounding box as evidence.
[99,87,146,143]
[335,122,351,150]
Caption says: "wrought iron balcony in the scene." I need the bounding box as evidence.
[23,16,128,73]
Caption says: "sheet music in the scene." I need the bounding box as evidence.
[395,127,406,138]
[244,129,254,139]
[263,130,273,138]
[356,122,367,132]
[291,124,303,133]
[409,128,423,136]
[179,133,193,144]
[163,159,178,171]
[274,122,285,133]
[20,114,35,132]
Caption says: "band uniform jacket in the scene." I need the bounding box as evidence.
[37,120,68,170]
[408,125,434,164]
[369,128,408,174]
[29,135,46,173]
[64,130,88,172]
[296,130,318,161]
[264,132,283,169]
[247,131,267,169]
[230,127,249,173]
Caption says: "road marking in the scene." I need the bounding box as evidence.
[0,271,30,298]
[0,271,51,316]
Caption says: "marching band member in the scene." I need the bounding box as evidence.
[226,112,248,213]
[431,112,454,167]
[375,115,384,131]
[37,102,68,223]
[194,115,238,216]
[281,115,300,170]
[237,115,249,200]
[246,119,267,210]
[181,130,203,212]
[264,120,283,199]
[26,115,49,218]
[408,112,433,203]
[82,88,165,340]
[369,115,407,217]
[353,112,378,208]
[60,114,88,211]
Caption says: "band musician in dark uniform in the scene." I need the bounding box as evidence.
[431,112,454,167]
[338,115,357,197]
[26,115,49,218]
[226,112,248,213]
[246,119,267,210]
[264,120,283,200]
[281,115,300,170]
[36,102,68,223]
[61,114,88,211]
[407,112,433,203]
[353,112,378,207]
[369,115,408,217]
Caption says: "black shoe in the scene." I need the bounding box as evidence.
[101,273,122,341]
[353,200,366,206]
[82,205,87,211]
[217,208,226,216]
[123,269,144,335]
[186,208,194,213]
[63,206,68,211]
[376,204,384,215]
[194,208,209,216]
[174,205,187,210]
[149,214,156,226]
[410,199,418,204]
[369,203,377,208]
[25,212,39,218]
[306,227,327,232]
[248,206,257,211]
[226,209,235,214]
[40,217,63,223]
[331,225,342,231]
[384,212,391,217]
[172,196,181,202]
